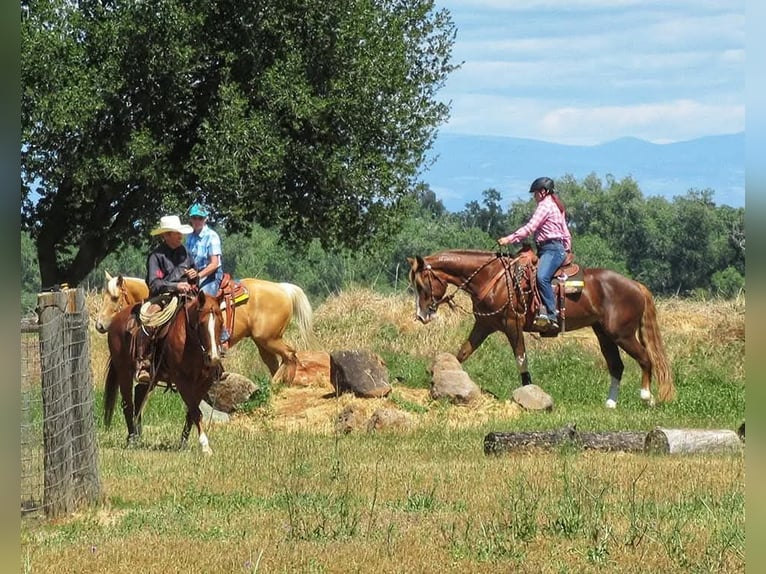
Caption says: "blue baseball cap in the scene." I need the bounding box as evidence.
[188,203,209,218]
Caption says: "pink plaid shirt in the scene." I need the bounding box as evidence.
[503,195,572,251]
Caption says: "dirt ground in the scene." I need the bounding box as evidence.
[231,380,523,435]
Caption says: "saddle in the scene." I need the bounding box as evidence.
[514,247,585,336]
[215,273,250,342]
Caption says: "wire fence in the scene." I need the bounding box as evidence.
[21,288,102,518]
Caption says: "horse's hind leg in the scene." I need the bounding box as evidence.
[592,324,625,408]
[612,331,655,407]
[258,338,298,385]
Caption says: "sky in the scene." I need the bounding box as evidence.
[434,0,745,146]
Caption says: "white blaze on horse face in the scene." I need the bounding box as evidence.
[206,313,220,361]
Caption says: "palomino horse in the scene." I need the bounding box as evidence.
[408,249,675,407]
[95,271,316,383]
[104,291,225,453]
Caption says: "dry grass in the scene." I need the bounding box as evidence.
[25,288,743,574]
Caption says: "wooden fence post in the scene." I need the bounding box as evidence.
[39,291,74,517]
[67,288,102,505]
[37,287,101,517]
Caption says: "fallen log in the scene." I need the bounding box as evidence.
[484,426,646,455]
[644,427,743,454]
[484,426,576,454]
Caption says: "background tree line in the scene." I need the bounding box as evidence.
[21,173,745,315]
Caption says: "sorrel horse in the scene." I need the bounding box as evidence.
[95,271,315,383]
[408,249,675,408]
[104,291,224,453]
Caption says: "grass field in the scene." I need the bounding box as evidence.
[21,289,745,573]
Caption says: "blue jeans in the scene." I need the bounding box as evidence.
[536,241,566,316]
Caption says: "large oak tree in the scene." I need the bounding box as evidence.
[21,0,457,286]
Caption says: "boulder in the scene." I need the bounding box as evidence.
[206,371,259,413]
[292,351,331,387]
[367,408,415,432]
[512,384,554,411]
[335,404,368,434]
[429,352,481,405]
[330,350,392,398]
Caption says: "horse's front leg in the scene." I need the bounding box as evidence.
[503,316,533,387]
[181,406,212,455]
[456,320,495,363]
[120,393,139,447]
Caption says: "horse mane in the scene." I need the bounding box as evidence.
[430,249,496,263]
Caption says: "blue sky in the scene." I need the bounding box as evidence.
[435,0,745,146]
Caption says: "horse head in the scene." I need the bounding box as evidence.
[194,291,225,368]
[95,272,149,334]
[407,256,449,324]
[95,272,127,333]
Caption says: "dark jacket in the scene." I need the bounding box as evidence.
[146,243,194,297]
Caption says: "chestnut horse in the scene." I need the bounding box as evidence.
[95,271,316,383]
[104,291,225,453]
[408,249,675,408]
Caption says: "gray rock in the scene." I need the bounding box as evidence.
[330,350,392,398]
[335,404,368,434]
[429,353,481,404]
[512,384,554,411]
[199,400,231,424]
[367,408,415,432]
[206,371,259,413]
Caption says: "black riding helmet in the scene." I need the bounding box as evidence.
[529,176,554,194]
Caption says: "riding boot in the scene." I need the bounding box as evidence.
[135,358,152,384]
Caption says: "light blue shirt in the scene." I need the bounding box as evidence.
[186,225,223,295]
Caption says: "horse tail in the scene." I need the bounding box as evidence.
[637,283,676,403]
[279,283,319,349]
[104,358,118,427]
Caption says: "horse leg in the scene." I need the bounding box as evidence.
[133,382,151,438]
[120,381,139,447]
[612,332,656,407]
[501,317,533,387]
[258,338,298,385]
[180,390,212,455]
[592,324,625,408]
[456,320,494,364]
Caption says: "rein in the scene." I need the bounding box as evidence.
[424,254,523,317]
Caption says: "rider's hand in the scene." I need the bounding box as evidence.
[497,236,513,246]
[185,268,198,280]
[177,281,192,294]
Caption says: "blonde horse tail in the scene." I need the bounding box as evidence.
[280,283,318,349]
[637,283,675,403]
[104,358,118,427]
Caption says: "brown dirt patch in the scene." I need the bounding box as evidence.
[232,381,523,434]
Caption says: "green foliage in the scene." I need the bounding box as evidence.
[22,0,458,286]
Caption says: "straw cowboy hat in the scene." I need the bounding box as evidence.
[150,215,193,236]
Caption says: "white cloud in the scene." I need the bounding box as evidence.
[443,96,744,145]
[434,0,744,143]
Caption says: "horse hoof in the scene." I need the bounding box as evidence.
[201,446,213,456]
[605,399,617,409]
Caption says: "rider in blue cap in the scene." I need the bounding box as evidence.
[186,202,230,349]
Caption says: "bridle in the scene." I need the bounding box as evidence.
[417,254,518,317]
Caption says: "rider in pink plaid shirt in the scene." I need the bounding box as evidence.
[498,177,572,329]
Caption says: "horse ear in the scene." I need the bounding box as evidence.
[105,270,112,280]
[197,290,206,305]
[407,256,424,271]
[116,275,124,287]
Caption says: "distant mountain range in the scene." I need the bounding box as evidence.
[422,132,744,212]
